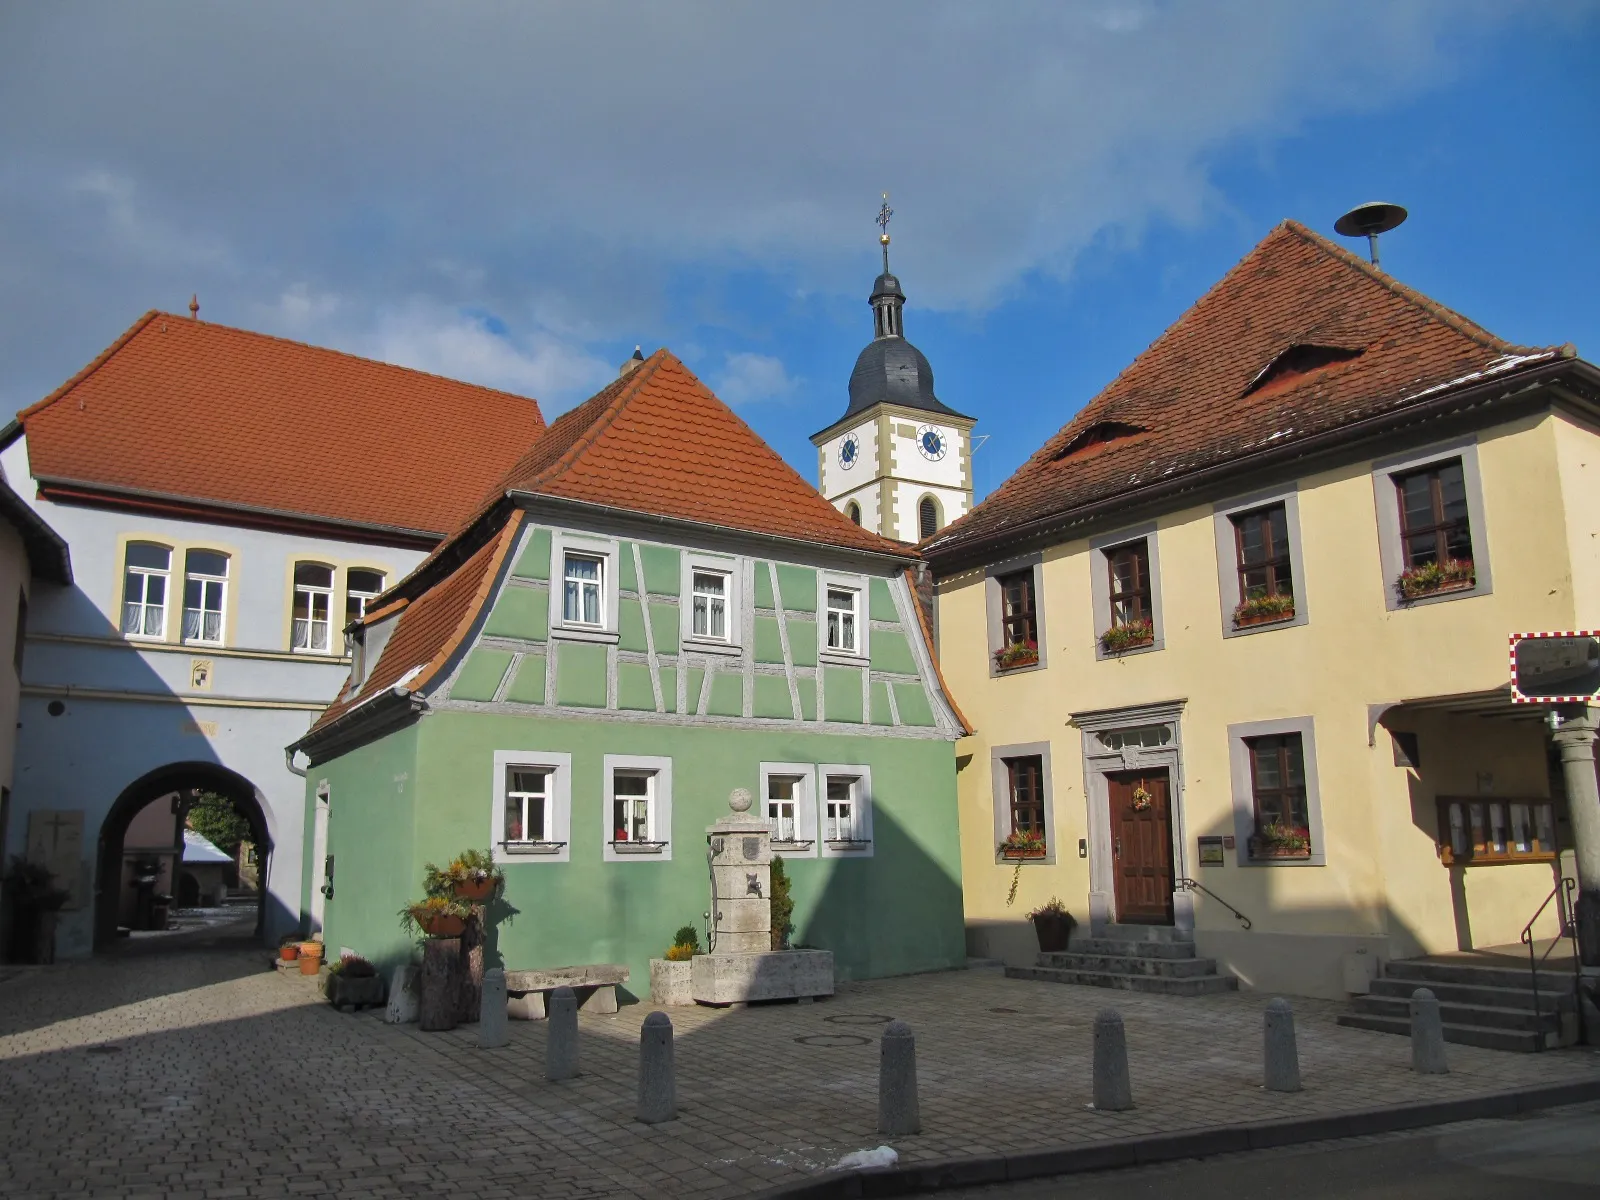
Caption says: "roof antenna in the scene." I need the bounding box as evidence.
[189,293,200,320]
[877,192,893,275]
[1334,202,1407,268]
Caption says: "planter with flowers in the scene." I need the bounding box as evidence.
[993,642,1040,672]
[650,924,702,1006]
[998,829,1048,907]
[325,954,387,1011]
[448,849,503,902]
[399,895,474,939]
[1027,897,1076,953]
[1100,619,1154,654]
[1396,558,1475,602]
[1248,822,1312,860]
[1233,592,1296,628]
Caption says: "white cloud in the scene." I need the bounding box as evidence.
[715,352,799,407]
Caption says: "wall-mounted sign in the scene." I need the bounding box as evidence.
[1510,632,1600,703]
[1197,836,1225,867]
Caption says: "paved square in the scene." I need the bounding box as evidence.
[1,932,1595,1198]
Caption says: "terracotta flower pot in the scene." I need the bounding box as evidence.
[422,914,466,938]
[298,943,324,976]
[454,877,496,903]
[279,944,300,962]
[1235,607,1294,628]
[1000,846,1047,860]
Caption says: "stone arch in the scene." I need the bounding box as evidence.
[94,761,274,950]
[846,500,862,526]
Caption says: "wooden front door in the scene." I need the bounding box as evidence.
[1108,768,1175,924]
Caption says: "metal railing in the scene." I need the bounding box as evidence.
[1520,876,1580,1051]
[1175,876,1252,931]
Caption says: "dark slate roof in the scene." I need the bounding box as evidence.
[844,336,970,423]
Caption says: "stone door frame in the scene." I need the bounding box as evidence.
[1069,699,1190,936]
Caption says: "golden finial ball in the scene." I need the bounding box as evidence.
[880,234,891,245]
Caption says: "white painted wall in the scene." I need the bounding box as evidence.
[0,433,428,955]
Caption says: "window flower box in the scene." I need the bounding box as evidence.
[998,830,1047,860]
[1248,823,1312,860]
[609,840,669,855]
[1099,619,1154,654]
[770,839,816,853]
[993,642,1040,671]
[824,839,872,851]
[1232,593,1296,628]
[501,840,566,856]
[1396,558,1475,602]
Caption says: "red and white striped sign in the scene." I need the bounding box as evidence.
[1509,631,1600,703]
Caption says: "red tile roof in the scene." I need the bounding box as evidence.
[310,512,522,735]
[925,221,1564,563]
[17,311,547,537]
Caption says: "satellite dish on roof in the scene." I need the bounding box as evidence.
[1334,202,1407,268]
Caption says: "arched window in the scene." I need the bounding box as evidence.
[846,501,862,526]
[182,549,229,644]
[122,542,172,639]
[292,563,335,652]
[919,496,940,540]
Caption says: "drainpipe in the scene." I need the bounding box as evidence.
[284,747,308,778]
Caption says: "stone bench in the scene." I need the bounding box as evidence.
[503,964,630,1019]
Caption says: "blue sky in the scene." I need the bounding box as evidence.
[2,2,1596,501]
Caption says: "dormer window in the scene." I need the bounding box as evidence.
[1055,422,1146,461]
[1242,343,1364,397]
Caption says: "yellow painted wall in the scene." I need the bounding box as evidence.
[941,411,1594,996]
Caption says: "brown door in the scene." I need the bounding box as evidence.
[1108,769,1174,924]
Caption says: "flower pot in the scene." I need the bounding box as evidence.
[298,943,324,975]
[1249,840,1311,860]
[326,973,387,1011]
[994,649,1040,671]
[422,914,466,938]
[1235,608,1294,628]
[454,877,496,903]
[1000,846,1047,860]
[1401,579,1473,601]
[279,944,300,962]
[1032,911,1074,953]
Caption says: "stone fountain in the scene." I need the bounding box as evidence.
[690,788,835,1005]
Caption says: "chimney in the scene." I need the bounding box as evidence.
[618,346,645,377]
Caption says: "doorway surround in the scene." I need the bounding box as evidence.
[1069,699,1190,935]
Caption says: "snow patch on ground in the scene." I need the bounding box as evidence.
[833,1146,899,1171]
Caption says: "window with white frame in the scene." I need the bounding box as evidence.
[563,553,604,627]
[492,750,572,863]
[182,549,228,645]
[292,563,335,652]
[760,762,818,855]
[692,570,730,641]
[603,755,673,860]
[122,542,172,639]
[826,587,859,654]
[819,767,873,856]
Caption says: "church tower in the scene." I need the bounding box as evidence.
[812,199,975,543]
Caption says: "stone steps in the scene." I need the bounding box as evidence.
[1335,1011,1550,1054]
[1335,956,1581,1054]
[1006,964,1238,996]
[1068,937,1197,960]
[1037,951,1217,978]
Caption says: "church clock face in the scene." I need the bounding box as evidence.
[838,434,860,470]
[917,425,947,461]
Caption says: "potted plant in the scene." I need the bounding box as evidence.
[298,940,325,976]
[1027,897,1076,953]
[2,858,70,964]
[1396,558,1475,601]
[278,933,302,962]
[993,642,1040,671]
[1232,592,1295,628]
[447,849,503,902]
[1100,618,1154,654]
[1249,822,1312,860]
[650,924,701,1006]
[325,954,386,1010]
[399,895,474,939]
[999,829,1047,908]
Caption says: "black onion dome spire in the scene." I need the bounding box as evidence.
[828,196,971,428]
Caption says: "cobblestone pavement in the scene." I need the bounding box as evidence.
[1,925,1597,1199]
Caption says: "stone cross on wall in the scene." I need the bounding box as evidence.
[26,809,85,910]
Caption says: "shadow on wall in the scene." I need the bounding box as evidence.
[6,584,288,958]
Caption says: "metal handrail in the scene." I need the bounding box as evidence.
[1520,876,1579,1051]
[1175,876,1252,930]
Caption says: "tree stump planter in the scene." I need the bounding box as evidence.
[421,937,463,1032]
[456,906,486,1024]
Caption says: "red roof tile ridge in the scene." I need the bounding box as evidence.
[16,310,162,422]
[410,510,525,697]
[520,352,668,490]
[1279,220,1548,357]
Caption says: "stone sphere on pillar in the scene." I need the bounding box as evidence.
[728,787,753,813]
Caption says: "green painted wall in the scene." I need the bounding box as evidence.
[506,655,546,705]
[649,603,679,655]
[317,711,965,993]
[312,725,421,968]
[787,618,817,667]
[754,616,785,665]
[555,642,608,707]
[753,673,792,719]
[617,662,656,711]
[870,629,917,675]
[753,561,775,610]
[824,666,864,724]
[777,564,816,612]
[512,527,551,579]
[484,586,548,641]
[618,598,648,652]
[870,577,899,623]
[707,671,742,717]
[452,648,514,701]
[639,545,680,594]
